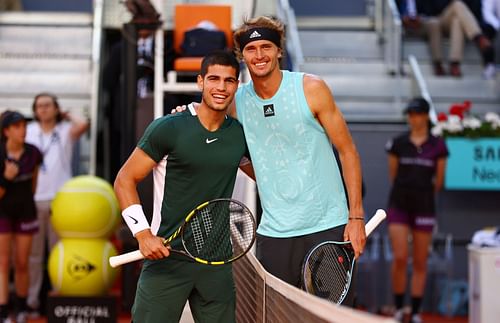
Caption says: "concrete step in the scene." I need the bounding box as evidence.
[337,98,499,122]
[320,75,411,122]
[0,57,91,73]
[321,72,499,118]
[298,28,500,122]
[291,0,368,16]
[296,16,373,30]
[299,30,383,59]
[322,74,411,99]
[0,25,92,57]
[404,61,491,78]
[300,60,388,75]
[0,72,91,96]
[336,98,407,122]
[0,13,93,118]
[424,77,499,101]
[402,38,482,64]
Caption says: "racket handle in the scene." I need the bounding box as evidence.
[365,209,387,237]
[109,250,144,268]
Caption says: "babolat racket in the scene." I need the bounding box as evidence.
[301,209,387,304]
[109,198,256,268]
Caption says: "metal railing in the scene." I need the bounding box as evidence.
[408,54,437,124]
[276,0,304,72]
[374,0,384,42]
[377,0,402,75]
[89,0,104,175]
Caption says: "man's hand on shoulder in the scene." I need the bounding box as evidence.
[170,105,188,114]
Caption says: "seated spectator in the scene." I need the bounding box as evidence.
[481,0,499,78]
[397,0,495,78]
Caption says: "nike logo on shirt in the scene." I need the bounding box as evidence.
[206,138,218,144]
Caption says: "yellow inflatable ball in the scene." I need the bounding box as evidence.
[51,175,120,239]
[48,238,119,296]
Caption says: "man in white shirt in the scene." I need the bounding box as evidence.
[24,93,89,316]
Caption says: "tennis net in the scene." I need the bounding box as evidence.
[233,251,396,323]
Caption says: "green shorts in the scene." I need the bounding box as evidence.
[132,257,235,323]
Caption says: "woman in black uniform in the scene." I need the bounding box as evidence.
[385,98,448,323]
[0,111,42,323]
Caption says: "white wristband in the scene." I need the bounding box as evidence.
[122,204,150,237]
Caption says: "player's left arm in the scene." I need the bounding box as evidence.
[304,74,366,258]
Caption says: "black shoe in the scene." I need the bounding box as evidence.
[449,62,462,77]
[433,61,446,76]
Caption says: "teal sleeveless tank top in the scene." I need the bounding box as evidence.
[236,70,348,237]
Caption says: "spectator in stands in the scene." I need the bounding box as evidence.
[25,93,89,316]
[397,0,495,78]
[0,111,42,323]
[385,98,448,323]
[482,0,500,78]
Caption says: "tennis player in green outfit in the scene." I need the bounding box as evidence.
[114,50,253,323]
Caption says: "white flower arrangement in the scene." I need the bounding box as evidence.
[431,101,500,138]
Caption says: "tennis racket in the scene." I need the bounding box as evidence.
[301,209,387,304]
[109,198,256,268]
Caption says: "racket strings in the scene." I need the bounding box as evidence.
[304,244,353,303]
[229,203,255,255]
[182,200,255,262]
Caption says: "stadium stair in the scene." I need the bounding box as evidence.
[298,29,410,122]
[0,11,94,171]
[402,36,500,116]
[297,23,500,122]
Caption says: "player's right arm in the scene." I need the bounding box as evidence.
[114,148,170,260]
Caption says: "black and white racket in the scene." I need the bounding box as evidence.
[301,209,387,304]
[109,198,256,268]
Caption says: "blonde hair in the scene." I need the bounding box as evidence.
[233,16,285,60]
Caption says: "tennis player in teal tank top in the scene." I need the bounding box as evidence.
[231,16,367,303]
[236,69,348,237]
[114,51,253,323]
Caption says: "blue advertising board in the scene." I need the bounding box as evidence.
[445,138,500,190]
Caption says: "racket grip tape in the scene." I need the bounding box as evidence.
[109,250,144,268]
[365,209,387,237]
